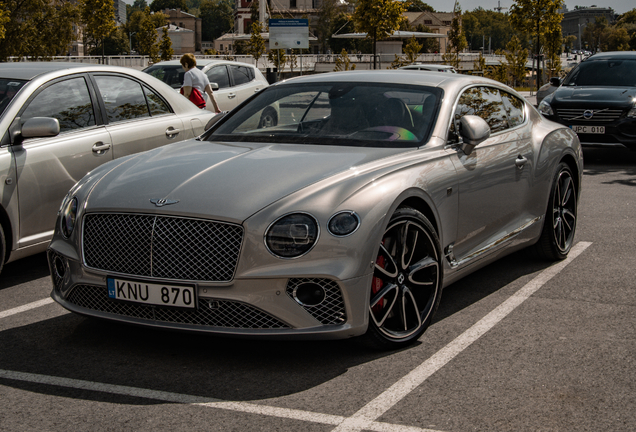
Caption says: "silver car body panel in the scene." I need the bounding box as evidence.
[48,70,583,338]
[0,63,216,265]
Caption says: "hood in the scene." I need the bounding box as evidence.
[86,140,404,223]
[552,86,636,108]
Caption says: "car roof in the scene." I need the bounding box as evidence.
[148,59,256,68]
[584,51,636,61]
[0,62,88,80]
[400,64,455,69]
[278,70,497,89]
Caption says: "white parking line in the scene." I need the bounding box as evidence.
[0,298,54,320]
[0,369,443,432]
[0,242,591,432]
[332,241,592,432]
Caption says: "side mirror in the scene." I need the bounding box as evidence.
[209,82,219,91]
[21,117,60,139]
[459,115,490,155]
[550,77,561,86]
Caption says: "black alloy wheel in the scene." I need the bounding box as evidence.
[362,207,442,350]
[535,162,577,260]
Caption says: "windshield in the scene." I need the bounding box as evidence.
[211,82,442,148]
[563,58,636,87]
[143,64,204,89]
[0,79,28,116]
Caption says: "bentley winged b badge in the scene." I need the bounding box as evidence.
[150,198,180,207]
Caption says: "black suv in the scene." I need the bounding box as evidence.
[538,51,636,151]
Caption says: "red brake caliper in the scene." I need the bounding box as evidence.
[372,254,386,314]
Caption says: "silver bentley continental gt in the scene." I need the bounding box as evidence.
[48,71,583,349]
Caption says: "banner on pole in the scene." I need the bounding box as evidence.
[269,19,309,49]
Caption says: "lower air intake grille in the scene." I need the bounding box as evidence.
[66,285,289,329]
[286,278,346,325]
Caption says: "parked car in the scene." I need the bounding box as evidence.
[0,62,216,274]
[399,63,458,73]
[49,71,582,349]
[538,51,636,151]
[536,77,560,106]
[143,60,269,112]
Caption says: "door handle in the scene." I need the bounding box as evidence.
[515,155,528,169]
[92,142,111,155]
[165,127,181,137]
[228,93,236,99]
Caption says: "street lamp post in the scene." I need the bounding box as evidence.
[129,32,136,55]
[578,23,582,51]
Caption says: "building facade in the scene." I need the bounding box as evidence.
[561,6,616,50]
[162,8,203,52]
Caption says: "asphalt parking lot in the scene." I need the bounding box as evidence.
[1,147,635,432]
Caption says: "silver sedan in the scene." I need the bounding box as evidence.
[48,71,582,349]
[0,63,216,274]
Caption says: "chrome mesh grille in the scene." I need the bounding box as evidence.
[286,278,346,325]
[83,214,243,282]
[66,284,289,329]
[556,108,624,123]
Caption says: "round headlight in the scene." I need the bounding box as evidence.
[265,213,319,258]
[328,211,360,237]
[61,197,78,238]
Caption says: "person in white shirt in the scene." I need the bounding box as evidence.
[180,53,221,113]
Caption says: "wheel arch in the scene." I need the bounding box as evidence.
[396,195,439,236]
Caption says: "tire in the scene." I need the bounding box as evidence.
[258,107,278,129]
[0,224,5,275]
[361,207,443,350]
[535,162,577,260]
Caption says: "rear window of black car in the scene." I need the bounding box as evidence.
[563,59,636,87]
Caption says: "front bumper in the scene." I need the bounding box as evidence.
[48,248,371,340]
[547,114,636,151]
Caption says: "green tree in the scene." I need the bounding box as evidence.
[82,0,117,62]
[267,49,287,73]
[352,0,406,68]
[248,21,266,67]
[462,7,517,52]
[150,0,187,13]
[413,24,439,52]
[504,35,529,86]
[403,36,423,63]
[159,26,173,60]
[316,0,340,53]
[200,0,233,42]
[1,0,80,61]
[99,27,131,55]
[0,8,9,41]
[334,49,357,71]
[509,0,564,89]
[135,7,164,62]
[404,0,435,12]
[442,5,467,69]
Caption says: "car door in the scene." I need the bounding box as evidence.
[448,86,533,264]
[205,65,234,111]
[228,64,263,106]
[92,74,185,159]
[11,74,113,248]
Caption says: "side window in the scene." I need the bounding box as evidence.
[501,91,525,128]
[20,77,96,133]
[229,65,252,86]
[143,86,171,116]
[449,86,508,142]
[206,66,230,89]
[93,75,149,123]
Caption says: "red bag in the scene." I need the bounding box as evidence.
[180,87,206,109]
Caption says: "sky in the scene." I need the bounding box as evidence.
[422,0,633,15]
